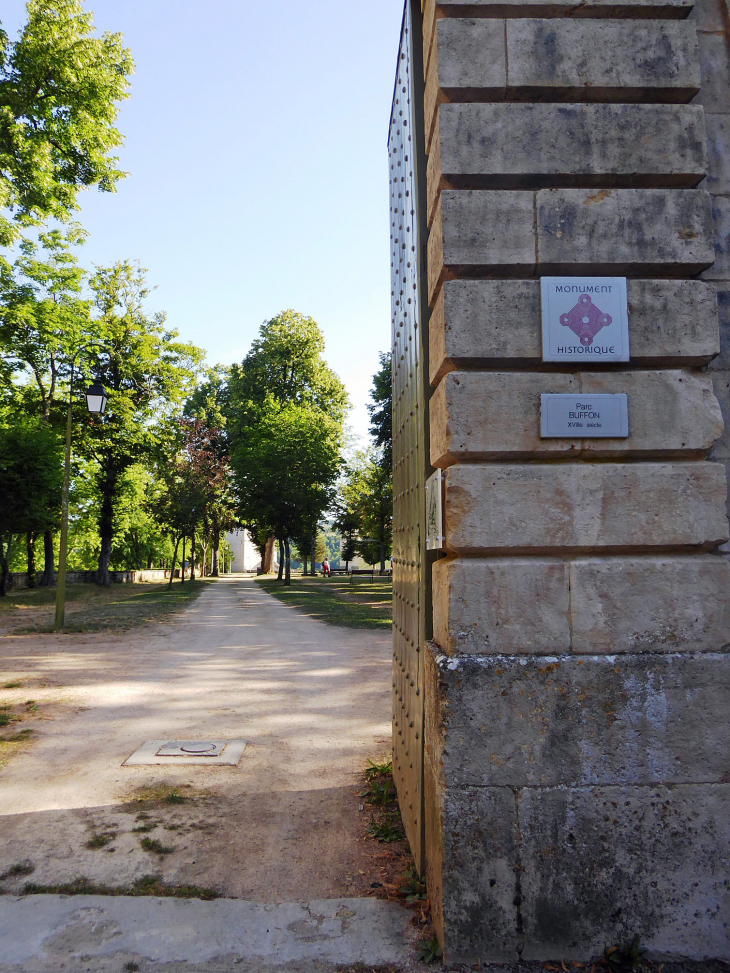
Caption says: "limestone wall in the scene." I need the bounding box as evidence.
[420,0,730,960]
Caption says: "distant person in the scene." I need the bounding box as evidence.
[322,558,331,578]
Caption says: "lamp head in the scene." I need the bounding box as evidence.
[85,382,108,415]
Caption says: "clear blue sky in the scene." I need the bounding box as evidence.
[3,0,404,439]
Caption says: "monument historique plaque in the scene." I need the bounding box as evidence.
[541,277,630,363]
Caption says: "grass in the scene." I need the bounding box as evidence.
[2,580,210,634]
[126,784,192,807]
[19,874,219,900]
[0,862,34,879]
[139,837,175,855]
[256,575,392,630]
[85,832,116,849]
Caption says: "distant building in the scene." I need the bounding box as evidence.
[225,530,263,573]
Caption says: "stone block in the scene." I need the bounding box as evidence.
[424,20,506,149]
[429,650,730,787]
[427,191,535,304]
[693,31,730,112]
[437,787,520,961]
[429,279,720,383]
[432,556,571,654]
[701,195,730,281]
[443,462,728,553]
[428,103,707,222]
[703,114,730,196]
[536,188,715,275]
[431,370,723,465]
[570,555,730,653]
[506,20,700,101]
[518,784,730,960]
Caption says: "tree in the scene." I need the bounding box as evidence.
[79,261,203,585]
[337,449,393,573]
[0,226,90,583]
[367,352,392,471]
[231,396,343,585]
[184,369,237,576]
[228,311,347,585]
[0,420,62,595]
[0,0,133,245]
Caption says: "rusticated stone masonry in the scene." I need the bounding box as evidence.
[404,0,730,961]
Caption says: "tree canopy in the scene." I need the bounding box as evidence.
[0,0,133,244]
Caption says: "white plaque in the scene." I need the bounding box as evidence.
[541,277,629,362]
[541,394,629,438]
[425,469,444,550]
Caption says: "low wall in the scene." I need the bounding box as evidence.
[8,569,176,589]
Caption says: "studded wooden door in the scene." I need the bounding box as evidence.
[389,0,431,876]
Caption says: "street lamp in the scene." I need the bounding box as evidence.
[85,383,108,415]
[54,348,109,631]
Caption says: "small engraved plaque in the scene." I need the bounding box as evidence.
[541,394,629,438]
[541,277,630,362]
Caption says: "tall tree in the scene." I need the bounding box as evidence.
[0,226,89,583]
[367,351,392,471]
[79,261,203,585]
[0,420,62,595]
[228,311,347,585]
[0,0,133,245]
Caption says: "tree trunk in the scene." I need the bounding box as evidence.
[263,536,275,574]
[97,495,113,587]
[190,533,197,581]
[97,462,118,588]
[310,535,316,576]
[181,536,186,584]
[212,527,220,577]
[26,532,37,588]
[39,530,55,587]
[0,534,13,597]
[277,540,284,581]
[168,536,181,587]
[284,537,292,586]
[380,539,386,575]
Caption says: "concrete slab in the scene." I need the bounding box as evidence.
[0,894,412,968]
[123,739,248,766]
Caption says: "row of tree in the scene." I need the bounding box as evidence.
[0,0,393,595]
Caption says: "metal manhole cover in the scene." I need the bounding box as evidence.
[156,741,225,757]
[123,739,247,766]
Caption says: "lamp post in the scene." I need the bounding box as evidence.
[54,357,108,632]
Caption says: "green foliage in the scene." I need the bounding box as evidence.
[417,935,443,964]
[368,812,404,843]
[336,448,392,570]
[0,419,62,593]
[0,226,90,420]
[0,420,62,535]
[398,866,428,903]
[0,0,133,243]
[140,837,175,855]
[229,310,348,424]
[367,351,392,470]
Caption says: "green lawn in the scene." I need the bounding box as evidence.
[256,575,392,630]
[1,580,210,634]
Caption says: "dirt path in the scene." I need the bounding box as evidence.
[0,577,401,900]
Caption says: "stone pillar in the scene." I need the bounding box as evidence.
[421,0,730,960]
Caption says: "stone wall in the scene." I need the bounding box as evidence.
[420,0,730,960]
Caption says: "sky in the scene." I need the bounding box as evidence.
[2,0,404,440]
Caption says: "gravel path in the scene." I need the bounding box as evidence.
[0,577,396,900]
